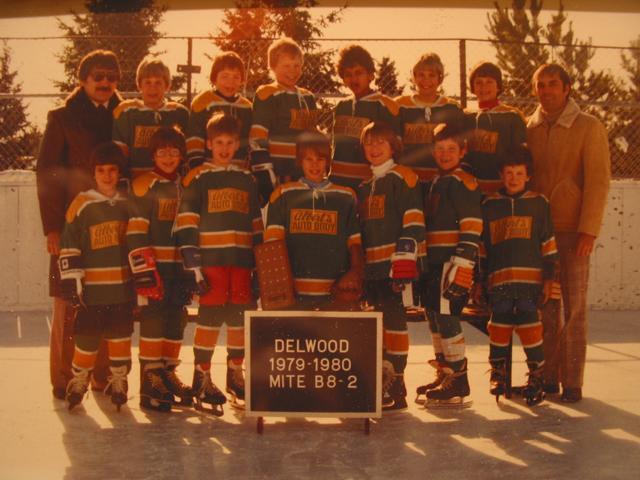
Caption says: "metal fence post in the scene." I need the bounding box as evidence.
[187,37,193,106]
[459,39,467,109]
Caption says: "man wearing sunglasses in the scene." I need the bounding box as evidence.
[36,49,123,400]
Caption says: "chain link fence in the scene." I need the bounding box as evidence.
[1,35,638,177]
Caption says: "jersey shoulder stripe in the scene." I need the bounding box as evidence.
[132,171,163,197]
[255,83,281,101]
[451,168,479,191]
[390,164,419,188]
[113,99,144,119]
[182,162,216,187]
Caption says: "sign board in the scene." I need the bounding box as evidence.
[245,310,382,418]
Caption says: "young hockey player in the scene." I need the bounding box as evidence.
[396,53,464,183]
[358,121,426,411]
[186,51,252,170]
[59,142,134,411]
[417,123,482,409]
[127,127,193,412]
[265,130,364,310]
[464,61,526,195]
[476,145,557,406]
[331,45,400,191]
[176,113,263,414]
[112,58,189,179]
[249,37,319,203]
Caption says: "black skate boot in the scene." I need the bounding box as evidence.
[226,359,245,410]
[66,368,90,411]
[140,363,173,413]
[381,360,396,410]
[106,365,129,412]
[384,375,408,412]
[522,363,545,406]
[162,362,194,406]
[489,358,507,403]
[193,365,226,416]
[415,359,446,405]
[425,360,472,409]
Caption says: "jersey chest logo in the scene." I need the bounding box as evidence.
[360,194,385,221]
[403,122,437,145]
[468,128,499,154]
[334,115,370,139]
[289,109,320,131]
[490,216,533,244]
[207,188,249,214]
[90,220,126,250]
[157,198,178,221]
[134,125,161,148]
[289,209,338,235]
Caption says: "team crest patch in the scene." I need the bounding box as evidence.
[360,195,385,220]
[403,123,436,145]
[90,221,126,250]
[289,209,338,235]
[134,125,161,148]
[468,128,499,154]
[289,109,320,131]
[334,115,371,139]
[490,216,533,244]
[207,188,249,214]
[157,198,178,221]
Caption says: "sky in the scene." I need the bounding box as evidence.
[0,5,638,129]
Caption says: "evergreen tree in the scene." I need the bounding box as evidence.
[375,56,404,97]
[56,0,183,93]
[0,45,41,170]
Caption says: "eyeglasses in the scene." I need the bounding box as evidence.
[155,148,181,158]
[91,72,119,83]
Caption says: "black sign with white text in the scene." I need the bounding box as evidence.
[245,311,382,418]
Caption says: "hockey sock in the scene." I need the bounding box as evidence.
[383,328,409,374]
[107,337,132,371]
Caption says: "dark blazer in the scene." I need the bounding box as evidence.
[36,87,122,295]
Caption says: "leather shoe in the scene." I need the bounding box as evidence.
[561,387,582,403]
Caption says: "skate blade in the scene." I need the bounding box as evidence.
[414,394,427,405]
[195,402,225,417]
[424,397,473,409]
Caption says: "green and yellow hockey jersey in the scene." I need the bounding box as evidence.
[112,99,189,178]
[331,92,400,190]
[424,168,483,265]
[60,189,133,305]
[249,83,319,179]
[186,89,252,169]
[127,171,181,279]
[265,180,362,297]
[175,163,263,268]
[395,95,464,183]
[357,163,426,280]
[463,103,526,195]
[480,189,558,296]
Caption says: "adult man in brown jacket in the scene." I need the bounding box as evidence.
[36,50,122,399]
[527,63,611,403]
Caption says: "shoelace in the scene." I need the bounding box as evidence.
[105,366,128,393]
[67,370,90,395]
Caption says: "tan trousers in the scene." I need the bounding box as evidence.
[541,232,590,389]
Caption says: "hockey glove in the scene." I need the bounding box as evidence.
[390,238,418,280]
[58,254,84,308]
[442,255,475,301]
[180,246,210,296]
[250,149,277,205]
[128,247,164,301]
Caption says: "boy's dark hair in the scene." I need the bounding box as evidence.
[296,130,332,165]
[532,63,572,94]
[77,49,120,82]
[210,51,246,85]
[412,52,444,82]
[337,44,375,78]
[91,141,125,172]
[361,121,403,157]
[149,126,186,161]
[501,143,534,176]
[469,61,502,95]
[433,122,467,149]
[206,112,241,140]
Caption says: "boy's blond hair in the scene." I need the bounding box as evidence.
[267,37,303,70]
[136,57,171,88]
[412,52,444,83]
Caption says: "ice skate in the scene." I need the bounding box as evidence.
[226,360,245,410]
[66,368,90,411]
[140,363,173,413]
[415,359,446,405]
[381,360,396,410]
[384,375,408,412]
[424,360,472,409]
[193,365,226,416]
[522,363,545,406]
[106,365,129,412]
[489,358,507,404]
[163,363,193,406]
